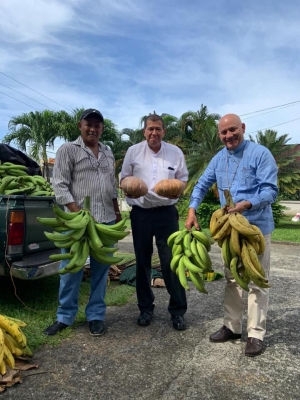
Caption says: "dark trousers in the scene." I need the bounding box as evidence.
[130,205,187,316]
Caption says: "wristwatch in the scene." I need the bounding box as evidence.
[115,212,120,215]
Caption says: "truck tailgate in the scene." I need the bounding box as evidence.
[23,196,58,254]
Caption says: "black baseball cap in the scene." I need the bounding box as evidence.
[80,108,104,122]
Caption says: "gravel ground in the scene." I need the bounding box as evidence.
[2,235,300,400]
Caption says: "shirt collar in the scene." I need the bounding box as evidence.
[227,139,247,155]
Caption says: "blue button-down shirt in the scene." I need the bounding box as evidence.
[189,140,278,235]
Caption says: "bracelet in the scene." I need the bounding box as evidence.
[115,212,120,215]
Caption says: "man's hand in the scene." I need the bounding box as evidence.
[185,208,200,230]
[227,200,252,214]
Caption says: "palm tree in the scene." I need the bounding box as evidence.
[249,129,300,196]
[3,110,65,180]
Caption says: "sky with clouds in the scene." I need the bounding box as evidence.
[0,0,299,157]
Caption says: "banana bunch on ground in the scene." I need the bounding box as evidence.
[210,197,269,291]
[37,202,129,274]
[0,162,54,196]
[0,315,32,376]
[167,228,214,294]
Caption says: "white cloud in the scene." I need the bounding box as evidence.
[0,0,299,149]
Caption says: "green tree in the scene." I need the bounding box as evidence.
[249,129,300,196]
[3,110,65,180]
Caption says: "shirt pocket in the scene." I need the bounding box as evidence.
[215,170,228,190]
[240,167,257,188]
[161,167,176,179]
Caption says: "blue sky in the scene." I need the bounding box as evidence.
[0,0,299,158]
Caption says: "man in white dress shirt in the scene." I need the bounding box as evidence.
[121,114,188,330]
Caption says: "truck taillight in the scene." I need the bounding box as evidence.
[7,211,24,254]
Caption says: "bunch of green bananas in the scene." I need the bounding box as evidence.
[210,206,269,291]
[167,228,214,294]
[0,314,32,376]
[37,204,129,274]
[0,162,54,196]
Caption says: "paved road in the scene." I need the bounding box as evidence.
[3,241,300,400]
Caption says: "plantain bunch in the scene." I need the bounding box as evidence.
[167,227,215,294]
[210,192,269,291]
[0,315,32,376]
[37,200,129,274]
[0,162,54,196]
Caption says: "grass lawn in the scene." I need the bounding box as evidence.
[0,212,298,353]
[0,274,135,351]
[271,216,300,243]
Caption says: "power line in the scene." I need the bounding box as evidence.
[247,117,300,135]
[0,82,54,110]
[0,71,73,112]
[242,103,300,120]
[0,91,40,110]
[240,100,300,117]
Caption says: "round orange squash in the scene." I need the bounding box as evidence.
[120,176,148,198]
[154,179,184,198]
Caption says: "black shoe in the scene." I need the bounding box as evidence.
[43,321,69,336]
[171,315,186,331]
[89,320,107,336]
[137,311,153,326]
[245,337,263,357]
[209,325,241,342]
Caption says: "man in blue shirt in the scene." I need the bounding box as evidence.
[185,113,278,357]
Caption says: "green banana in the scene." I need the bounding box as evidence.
[174,228,188,245]
[37,217,64,227]
[44,230,75,242]
[172,243,184,257]
[53,239,76,248]
[88,238,118,254]
[182,255,204,274]
[70,238,90,272]
[64,211,88,229]
[48,252,73,261]
[176,256,189,290]
[0,162,28,171]
[87,218,103,249]
[52,204,82,221]
[170,254,182,273]
[70,226,87,241]
[94,223,129,240]
[167,230,182,247]
[0,176,17,193]
[190,239,207,271]
[59,242,83,274]
[191,229,211,251]
[221,236,231,269]
[90,249,123,265]
[196,240,212,270]
[183,231,193,258]
[189,270,208,294]
[107,218,127,231]
[230,256,249,292]
[70,241,81,254]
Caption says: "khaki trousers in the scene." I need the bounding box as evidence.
[223,234,271,340]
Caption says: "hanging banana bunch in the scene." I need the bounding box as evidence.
[167,227,214,294]
[210,190,269,291]
[37,197,129,274]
